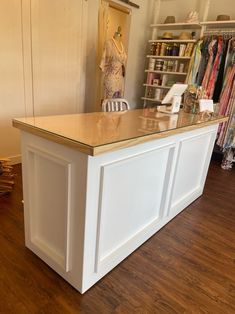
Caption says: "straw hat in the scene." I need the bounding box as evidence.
[216,14,230,21]
[179,32,192,40]
[164,16,175,24]
[161,32,173,39]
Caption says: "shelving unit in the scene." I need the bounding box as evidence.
[142,0,235,108]
[143,23,198,107]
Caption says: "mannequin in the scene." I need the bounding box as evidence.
[113,26,123,51]
[100,26,127,99]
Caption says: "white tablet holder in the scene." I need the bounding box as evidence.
[158,84,188,114]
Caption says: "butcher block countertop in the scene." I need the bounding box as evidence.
[13,109,227,156]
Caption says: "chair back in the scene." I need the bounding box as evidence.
[102,98,130,112]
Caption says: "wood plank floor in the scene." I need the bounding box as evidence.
[0,160,235,313]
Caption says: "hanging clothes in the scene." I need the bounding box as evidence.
[196,38,210,86]
[100,38,127,99]
[206,37,223,99]
[186,40,202,85]
[201,39,217,93]
[213,39,229,102]
[186,34,235,169]
[217,74,235,146]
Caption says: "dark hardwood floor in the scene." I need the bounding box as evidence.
[0,160,235,314]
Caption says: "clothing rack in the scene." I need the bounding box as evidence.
[203,29,235,36]
[187,25,235,169]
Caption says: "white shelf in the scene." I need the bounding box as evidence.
[147,55,191,60]
[151,21,235,29]
[200,20,235,28]
[145,70,187,76]
[141,97,162,103]
[149,39,196,43]
[143,84,170,89]
[150,22,201,30]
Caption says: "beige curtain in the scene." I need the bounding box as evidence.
[96,0,109,108]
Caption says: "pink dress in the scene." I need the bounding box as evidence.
[100,38,127,99]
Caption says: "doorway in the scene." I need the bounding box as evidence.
[97,0,131,108]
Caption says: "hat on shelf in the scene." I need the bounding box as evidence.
[164,16,176,24]
[179,31,192,40]
[216,14,230,21]
[185,11,199,23]
[161,32,174,39]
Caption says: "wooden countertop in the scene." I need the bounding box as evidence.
[13,109,228,156]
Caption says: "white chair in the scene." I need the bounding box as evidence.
[102,98,130,112]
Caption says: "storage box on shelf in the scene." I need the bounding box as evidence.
[142,19,201,107]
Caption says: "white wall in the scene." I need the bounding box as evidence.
[206,0,235,20]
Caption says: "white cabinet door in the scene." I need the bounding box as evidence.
[170,128,216,216]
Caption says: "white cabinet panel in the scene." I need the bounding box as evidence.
[27,146,72,272]
[95,145,175,271]
[171,131,215,215]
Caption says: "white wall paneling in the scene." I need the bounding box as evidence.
[20,124,218,293]
[25,0,88,116]
[0,0,25,160]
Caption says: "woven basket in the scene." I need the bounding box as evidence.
[0,159,15,195]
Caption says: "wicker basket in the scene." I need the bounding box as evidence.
[0,159,15,195]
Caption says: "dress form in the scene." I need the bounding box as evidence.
[113,27,124,53]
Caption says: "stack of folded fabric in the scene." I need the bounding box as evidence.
[0,159,15,195]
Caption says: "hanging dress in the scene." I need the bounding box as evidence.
[100,38,127,99]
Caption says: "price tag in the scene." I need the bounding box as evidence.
[199,99,214,112]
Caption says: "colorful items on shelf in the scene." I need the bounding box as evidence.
[148,58,186,73]
[150,42,194,57]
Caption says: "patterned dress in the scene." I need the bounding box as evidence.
[100,38,127,99]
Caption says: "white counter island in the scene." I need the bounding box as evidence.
[13,109,227,293]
